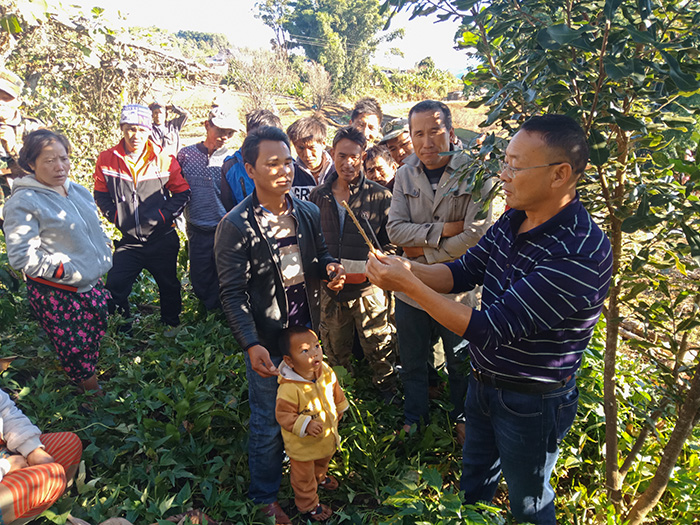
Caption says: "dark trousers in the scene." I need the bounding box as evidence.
[106,230,182,326]
[185,223,220,311]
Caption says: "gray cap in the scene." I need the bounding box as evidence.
[379,118,409,143]
[208,107,244,132]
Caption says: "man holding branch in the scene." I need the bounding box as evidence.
[367,114,613,525]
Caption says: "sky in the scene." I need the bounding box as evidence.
[64,0,469,73]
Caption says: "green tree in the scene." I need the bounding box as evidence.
[258,0,403,95]
[387,0,700,523]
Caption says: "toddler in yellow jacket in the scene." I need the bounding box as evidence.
[275,326,349,522]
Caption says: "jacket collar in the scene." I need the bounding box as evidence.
[278,360,319,383]
[114,138,160,163]
[11,174,71,195]
[320,170,368,200]
[402,147,467,174]
[508,192,582,239]
[251,191,296,218]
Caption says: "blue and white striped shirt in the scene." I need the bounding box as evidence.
[447,195,613,382]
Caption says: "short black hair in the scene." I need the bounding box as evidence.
[408,100,453,133]
[279,325,316,357]
[519,115,589,178]
[365,144,395,168]
[287,117,327,144]
[18,129,72,174]
[240,126,291,166]
[245,109,282,133]
[350,97,382,123]
[332,126,367,150]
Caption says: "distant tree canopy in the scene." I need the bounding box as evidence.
[257,0,403,95]
[175,30,230,55]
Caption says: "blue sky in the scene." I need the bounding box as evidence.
[66,0,469,73]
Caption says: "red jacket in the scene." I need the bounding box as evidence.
[93,139,191,242]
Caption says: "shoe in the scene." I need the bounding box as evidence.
[428,381,446,400]
[262,501,291,525]
[455,422,466,446]
[319,475,339,490]
[163,325,181,338]
[379,389,401,407]
[300,503,332,522]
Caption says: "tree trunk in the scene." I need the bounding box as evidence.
[625,361,700,525]
[604,215,623,508]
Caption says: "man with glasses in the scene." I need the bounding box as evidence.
[366,114,613,525]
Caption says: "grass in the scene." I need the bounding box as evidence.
[1,256,700,524]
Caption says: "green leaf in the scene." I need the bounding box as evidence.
[625,26,657,45]
[546,24,583,45]
[158,494,176,515]
[681,223,700,260]
[660,51,700,93]
[604,0,623,20]
[536,28,559,50]
[610,110,647,133]
[603,58,631,81]
[621,282,648,302]
[422,466,442,490]
[588,129,609,167]
[638,0,653,20]
[0,14,22,34]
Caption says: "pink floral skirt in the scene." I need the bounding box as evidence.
[26,279,108,382]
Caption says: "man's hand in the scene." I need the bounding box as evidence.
[247,345,279,378]
[366,252,415,293]
[306,420,323,437]
[442,220,464,238]
[402,246,424,258]
[326,263,346,292]
[26,448,54,466]
[5,455,28,473]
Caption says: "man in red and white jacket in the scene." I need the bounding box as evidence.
[93,103,191,329]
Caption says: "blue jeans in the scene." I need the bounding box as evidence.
[461,374,579,525]
[395,299,468,426]
[245,353,285,504]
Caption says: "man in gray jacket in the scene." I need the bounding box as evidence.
[388,100,492,442]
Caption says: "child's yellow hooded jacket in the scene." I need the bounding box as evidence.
[275,361,349,461]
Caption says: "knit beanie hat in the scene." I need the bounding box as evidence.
[120,104,152,130]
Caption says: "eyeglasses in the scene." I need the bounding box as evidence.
[499,160,566,179]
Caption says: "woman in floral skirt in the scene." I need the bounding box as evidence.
[3,129,112,393]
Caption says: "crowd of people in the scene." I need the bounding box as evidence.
[0,64,613,525]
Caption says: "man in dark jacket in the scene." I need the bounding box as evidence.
[309,126,397,396]
[93,103,191,329]
[214,126,345,525]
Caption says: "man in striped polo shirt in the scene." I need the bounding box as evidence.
[367,114,613,525]
[178,107,242,311]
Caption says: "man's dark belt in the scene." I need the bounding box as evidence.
[471,366,573,394]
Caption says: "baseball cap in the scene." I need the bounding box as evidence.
[0,69,23,100]
[379,118,409,143]
[148,101,164,111]
[120,104,152,131]
[208,107,244,132]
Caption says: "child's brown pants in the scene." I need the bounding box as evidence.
[289,454,333,513]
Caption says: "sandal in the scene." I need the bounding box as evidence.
[262,501,291,525]
[318,475,339,491]
[300,503,332,522]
